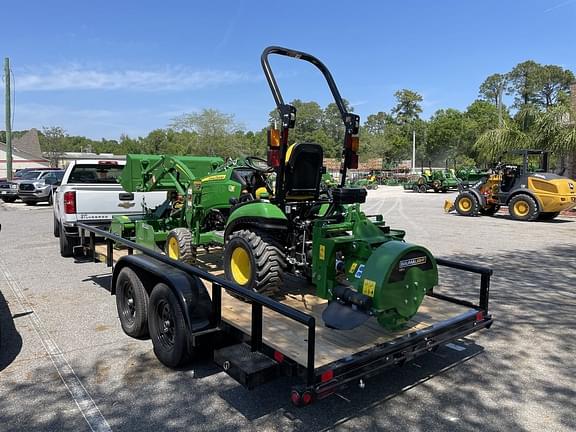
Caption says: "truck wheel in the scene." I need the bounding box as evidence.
[54,215,60,237]
[224,229,285,295]
[25,201,37,206]
[116,267,149,339]
[1,197,16,203]
[509,194,539,221]
[455,192,479,216]
[538,211,560,221]
[148,283,189,368]
[166,228,196,264]
[59,224,80,257]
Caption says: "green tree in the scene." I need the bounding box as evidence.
[391,89,423,124]
[507,60,542,109]
[40,126,67,167]
[534,65,575,108]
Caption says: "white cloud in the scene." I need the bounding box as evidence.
[15,64,259,92]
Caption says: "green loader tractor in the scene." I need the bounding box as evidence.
[112,46,440,332]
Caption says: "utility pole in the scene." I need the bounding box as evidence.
[412,130,416,173]
[497,83,503,128]
[4,58,12,180]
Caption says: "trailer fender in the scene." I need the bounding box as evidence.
[112,254,212,332]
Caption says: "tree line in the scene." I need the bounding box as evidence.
[3,59,573,170]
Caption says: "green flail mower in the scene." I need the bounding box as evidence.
[112,46,440,331]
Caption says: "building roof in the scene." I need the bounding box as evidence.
[0,129,46,161]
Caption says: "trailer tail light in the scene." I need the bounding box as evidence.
[273,351,284,363]
[475,310,485,321]
[267,128,280,148]
[268,148,281,168]
[64,191,76,214]
[320,369,334,383]
[301,391,313,406]
[290,390,301,406]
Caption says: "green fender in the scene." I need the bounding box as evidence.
[358,240,438,329]
[225,201,287,237]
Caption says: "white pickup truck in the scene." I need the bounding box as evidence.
[52,159,166,257]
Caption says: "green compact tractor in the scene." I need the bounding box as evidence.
[403,162,459,193]
[112,46,440,331]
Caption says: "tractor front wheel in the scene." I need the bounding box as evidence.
[455,192,479,216]
[509,194,539,221]
[166,228,196,264]
[224,229,285,296]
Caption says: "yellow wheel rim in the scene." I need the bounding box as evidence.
[459,197,472,211]
[167,236,180,259]
[514,200,529,217]
[230,246,251,285]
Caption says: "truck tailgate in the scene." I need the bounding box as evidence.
[74,185,166,221]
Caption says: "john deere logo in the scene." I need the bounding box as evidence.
[399,256,427,269]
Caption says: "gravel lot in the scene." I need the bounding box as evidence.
[1,188,575,432]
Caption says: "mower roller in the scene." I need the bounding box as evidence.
[112,46,441,331]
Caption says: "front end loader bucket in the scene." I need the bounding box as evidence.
[443,199,455,213]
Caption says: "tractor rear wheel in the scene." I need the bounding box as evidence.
[224,229,286,296]
[166,228,196,264]
[509,194,539,221]
[455,192,479,216]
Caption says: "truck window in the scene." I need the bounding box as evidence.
[68,164,124,184]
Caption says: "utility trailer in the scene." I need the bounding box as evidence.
[76,222,493,406]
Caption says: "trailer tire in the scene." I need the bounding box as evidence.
[149,283,189,368]
[419,185,427,193]
[509,194,539,221]
[224,229,286,296]
[116,267,149,339]
[59,224,79,257]
[166,228,196,264]
[412,185,419,193]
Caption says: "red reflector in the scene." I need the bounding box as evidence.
[475,310,484,321]
[267,148,280,167]
[273,351,284,363]
[320,369,334,382]
[290,390,301,405]
[64,191,76,214]
[302,391,313,405]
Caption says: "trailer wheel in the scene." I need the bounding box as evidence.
[509,194,539,221]
[149,283,189,368]
[59,224,79,257]
[166,228,196,264]
[418,185,427,193]
[412,185,419,193]
[455,192,479,216]
[224,229,285,295]
[116,267,149,339]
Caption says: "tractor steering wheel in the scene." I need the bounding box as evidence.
[245,156,274,173]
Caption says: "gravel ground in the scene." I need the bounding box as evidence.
[0,189,575,432]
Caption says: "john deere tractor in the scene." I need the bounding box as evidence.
[446,150,576,221]
[112,46,441,331]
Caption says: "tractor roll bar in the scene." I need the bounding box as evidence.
[261,46,360,191]
[261,46,349,119]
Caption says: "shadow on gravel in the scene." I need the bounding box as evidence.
[2,244,574,431]
[0,289,22,372]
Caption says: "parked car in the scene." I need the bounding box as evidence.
[18,170,65,205]
[53,159,166,257]
[1,167,62,203]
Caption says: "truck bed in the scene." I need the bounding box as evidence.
[95,244,471,368]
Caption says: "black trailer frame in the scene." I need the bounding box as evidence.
[76,222,493,406]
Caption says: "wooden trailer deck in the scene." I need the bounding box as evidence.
[94,245,471,368]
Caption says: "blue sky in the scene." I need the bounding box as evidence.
[2,0,575,140]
